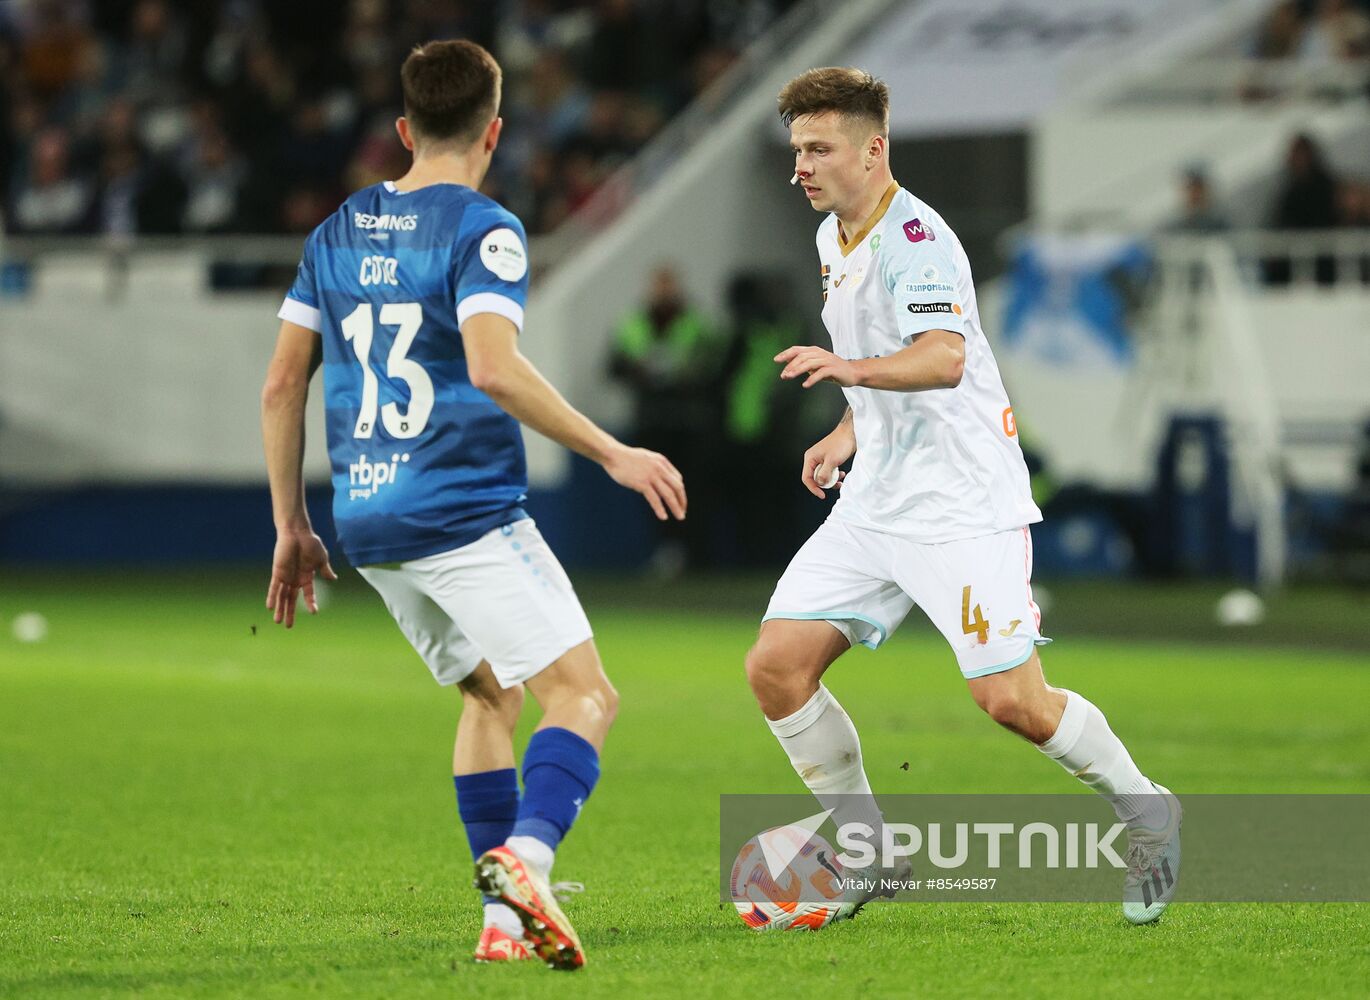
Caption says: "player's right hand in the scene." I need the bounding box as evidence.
[801,428,857,499]
[267,528,338,629]
[603,445,687,521]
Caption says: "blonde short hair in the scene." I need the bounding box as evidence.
[778,67,889,136]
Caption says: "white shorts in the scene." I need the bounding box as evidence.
[763,518,1050,679]
[357,519,593,689]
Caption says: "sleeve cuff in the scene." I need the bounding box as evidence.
[456,291,524,332]
[278,297,322,332]
[900,322,966,345]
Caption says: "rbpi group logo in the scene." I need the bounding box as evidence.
[348,452,410,500]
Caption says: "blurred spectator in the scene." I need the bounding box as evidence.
[1265,133,1341,283]
[180,114,245,233]
[11,127,92,233]
[1251,1,1306,60]
[1271,133,1340,230]
[280,187,335,234]
[608,265,724,573]
[719,272,805,566]
[525,49,593,150]
[19,0,95,99]
[94,130,142,237]
[1338,178,1370,226]
[1297,0,1370,62]
[343,125,409,196]
[120,0,188,105]
[278,97,349,192]
[1336,178,1370,282]
[582,0,646,92]
[1166,167,1229,233]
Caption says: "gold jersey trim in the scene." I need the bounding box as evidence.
[837,182,900,257]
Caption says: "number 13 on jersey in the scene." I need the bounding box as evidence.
[341,301,434,439]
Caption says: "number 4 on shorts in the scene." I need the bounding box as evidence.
[961,586,989,645]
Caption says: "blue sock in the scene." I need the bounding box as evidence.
[455,768,519,905]
[511,728,600,851]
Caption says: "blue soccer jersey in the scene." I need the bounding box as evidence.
[279,181,531,566]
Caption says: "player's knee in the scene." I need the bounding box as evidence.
[974,683,1030,730]
[546,672,617,734]
[571,656,618,732]
[498,683,525,724]
[745,641,808,717]
[598,678,620,729]
[744,642,781,697]
[564,684,615,737]
[461,677,523,726]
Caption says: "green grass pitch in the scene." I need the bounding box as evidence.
[2,570,1368,998]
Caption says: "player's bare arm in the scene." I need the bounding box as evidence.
[800,407,856,499]
[775,329,964,391]
[461,312,687,522]
[261,318,336,628]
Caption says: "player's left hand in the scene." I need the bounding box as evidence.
[267,529,338,629]
[602,444,687,522]
[775,346,861,388]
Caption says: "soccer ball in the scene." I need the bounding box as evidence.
[729,826,849,932]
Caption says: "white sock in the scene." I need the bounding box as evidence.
[483,900,524,935]
[505,834,554,880]
[767,684,885,841]
[1038,690,1165,828]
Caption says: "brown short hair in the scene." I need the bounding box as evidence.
[400,39,502,146]
[778,67,889,136]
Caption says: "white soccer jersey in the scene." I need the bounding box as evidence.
[818,183,1041,543]
[811,183,1035,542]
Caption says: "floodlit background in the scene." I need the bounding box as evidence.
[2,1,1368,997]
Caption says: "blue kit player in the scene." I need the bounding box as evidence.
[260,39,685,970]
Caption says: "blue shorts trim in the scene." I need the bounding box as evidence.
[761,610,888,650]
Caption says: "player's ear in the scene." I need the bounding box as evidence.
[866,133,885,170]
[483,116,503,155]
[396,117,415,153]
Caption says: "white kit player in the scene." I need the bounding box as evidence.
[744,68,1181,924]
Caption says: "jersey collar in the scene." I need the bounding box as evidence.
[836,181,900,257]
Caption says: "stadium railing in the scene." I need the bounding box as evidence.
[983,227,1369,588]
[1144,230,1370,587]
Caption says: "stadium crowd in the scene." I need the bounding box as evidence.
[1171,132,1370,236]
[1,0,793,238]
[1249,0,1370,62]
